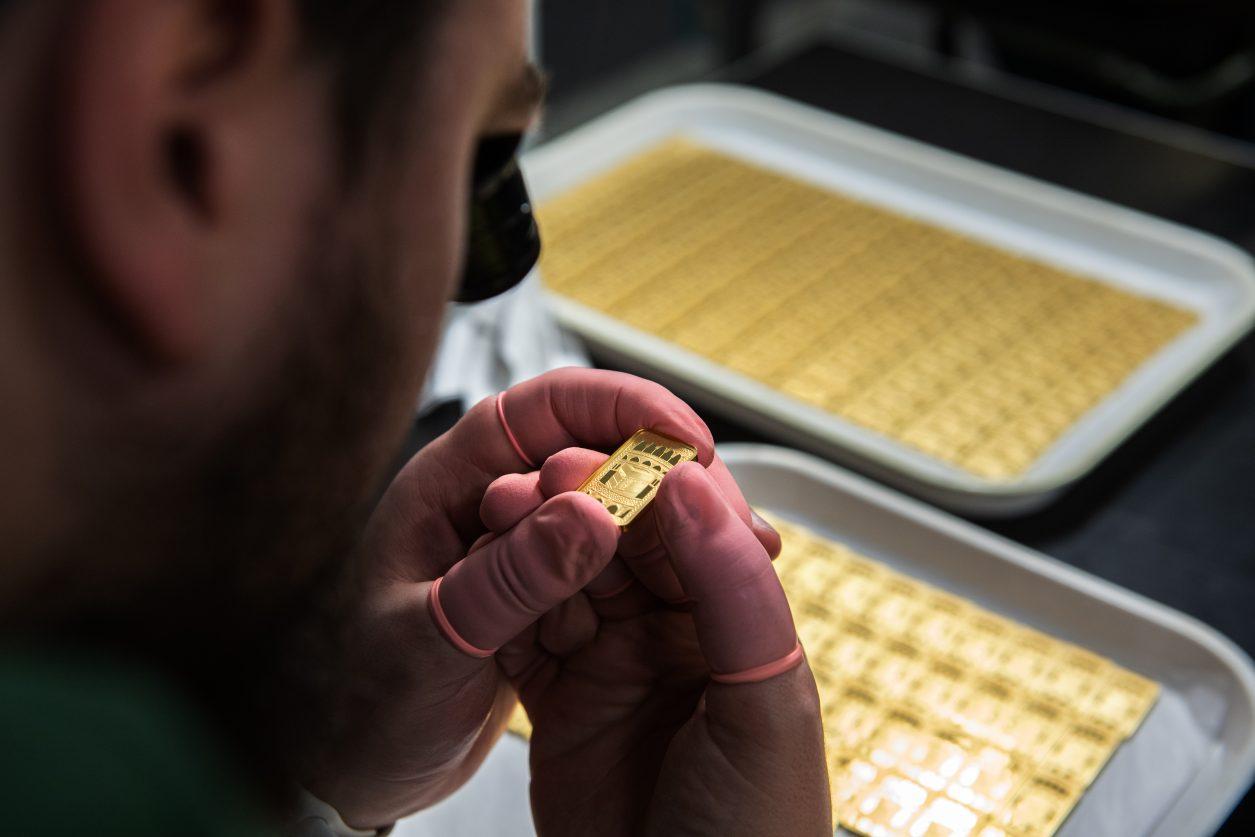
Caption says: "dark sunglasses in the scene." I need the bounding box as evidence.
[454,133,542,304]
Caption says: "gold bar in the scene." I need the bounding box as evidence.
[578,428,698,528]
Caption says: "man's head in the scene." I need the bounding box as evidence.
[0,0,543,778]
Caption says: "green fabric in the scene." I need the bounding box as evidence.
[0,649,275,836]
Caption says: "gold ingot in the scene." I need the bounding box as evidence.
[840,770,932,836]
[995,700,1068,762]
[576,428,698,528]
[996,773,1079,835]
[825,685,885,752]
[1040,723,1117,787]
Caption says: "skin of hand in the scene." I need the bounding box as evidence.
[477,449,832,837]
[302,368,785,830]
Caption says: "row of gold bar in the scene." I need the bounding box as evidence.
[537,139,1197,479]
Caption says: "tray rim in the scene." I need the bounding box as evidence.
[526,82,1255,513]
[719,441,1255,837]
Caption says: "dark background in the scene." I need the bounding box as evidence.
[421,2,1255,832]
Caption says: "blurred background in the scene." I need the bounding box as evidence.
[539,0,1255,141]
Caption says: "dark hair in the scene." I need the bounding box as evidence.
[296,1,446,179]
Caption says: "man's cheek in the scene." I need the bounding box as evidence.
[393,160,471,382]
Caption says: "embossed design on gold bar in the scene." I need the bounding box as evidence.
[577,429,698,527]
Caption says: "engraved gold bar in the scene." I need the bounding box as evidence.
[578,428,699,528]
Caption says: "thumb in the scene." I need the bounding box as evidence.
[430,492,620,656]
[654,462,800,679]
[650,463,831,835]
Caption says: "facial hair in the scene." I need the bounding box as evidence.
[17,201,417,807]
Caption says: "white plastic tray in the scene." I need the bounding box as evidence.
[523,84,1255,515]
[397,445,1255,837]
[721,444,1255,837]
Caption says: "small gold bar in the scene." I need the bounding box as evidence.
[578,428,698,528]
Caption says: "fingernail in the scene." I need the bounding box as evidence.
[750,509,777,537]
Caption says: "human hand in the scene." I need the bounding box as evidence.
[302,369,778,830]
[478,450,831,837]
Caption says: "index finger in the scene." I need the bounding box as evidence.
[494,368,716,468]
[418,368,715,546]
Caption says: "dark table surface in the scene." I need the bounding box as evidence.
[411,37,1255,834]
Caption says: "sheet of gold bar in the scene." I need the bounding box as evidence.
[539,140,1198,480]
[757,511,1159,837]
[508,512,1161,837]
[576,428,698,528]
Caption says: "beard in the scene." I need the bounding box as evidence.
[16,200,426,808]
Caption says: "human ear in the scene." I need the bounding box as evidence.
[56,0,303,363]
